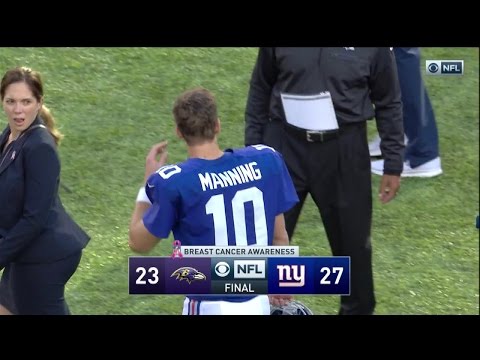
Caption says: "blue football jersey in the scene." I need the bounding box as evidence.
[143,145,298,246]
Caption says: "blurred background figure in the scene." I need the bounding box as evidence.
[370,47,443,178]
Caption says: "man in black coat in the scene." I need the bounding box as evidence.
[245,47,404,315]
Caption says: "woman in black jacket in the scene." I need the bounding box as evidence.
[0,67,90,315]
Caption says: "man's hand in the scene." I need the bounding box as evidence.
[145,141,168,182]
[379,174,400,204]
[269,295,293,307]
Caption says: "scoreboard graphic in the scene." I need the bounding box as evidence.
[129,256,350,295]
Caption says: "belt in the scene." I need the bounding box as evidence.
[284,123,339,143]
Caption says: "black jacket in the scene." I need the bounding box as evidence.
[245,47,404,175]
[0,117,90,269]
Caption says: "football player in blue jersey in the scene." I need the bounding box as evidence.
[129,87,299,315]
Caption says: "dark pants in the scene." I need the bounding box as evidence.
[394,47,440,167]
[0,251,82,315]
[265,120,375,315]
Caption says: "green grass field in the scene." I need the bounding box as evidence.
[0,48,478,315]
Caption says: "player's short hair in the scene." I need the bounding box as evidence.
[172,87,218,145]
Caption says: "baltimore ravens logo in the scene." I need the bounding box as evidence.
[170,267,206,284]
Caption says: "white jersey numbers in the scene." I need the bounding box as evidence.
[251,144,276,152]
[205,187,268,246]
[157,164,182,179]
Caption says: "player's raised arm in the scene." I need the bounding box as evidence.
[129,141,168,253]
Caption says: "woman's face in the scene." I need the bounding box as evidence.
[2,81,42,137]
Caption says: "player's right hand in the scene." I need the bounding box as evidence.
[145,141,168,182]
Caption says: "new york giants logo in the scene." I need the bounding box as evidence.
[277,264,305,287]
